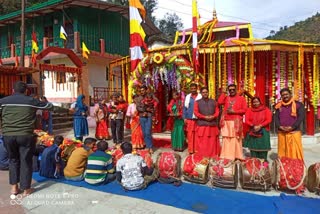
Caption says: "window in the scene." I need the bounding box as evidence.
[106,66,109,81]
[56,64,66,84]
[56,72,66,84]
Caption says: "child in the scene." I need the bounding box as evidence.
[141,93,158,124]
[39,135,64,178]
[64,137,97,181]
[85,140,116,185]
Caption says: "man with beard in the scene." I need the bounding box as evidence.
[218,84,247,160]
[274,88,305,160]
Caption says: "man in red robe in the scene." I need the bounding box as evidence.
[194,87,220,158]
[183,83,202,154]
[218,84,247,160]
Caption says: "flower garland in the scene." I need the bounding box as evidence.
[276,51,281,102]
[249,45,255,96]
[305,53,313,111]
[271,51,276,105]
[313,53,320,107]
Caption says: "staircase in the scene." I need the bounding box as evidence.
[52,105,74,135]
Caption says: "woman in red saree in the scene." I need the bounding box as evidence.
[94,99,110,140]
[126,95,145,149]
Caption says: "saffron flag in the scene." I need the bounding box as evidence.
[82,42,90,59]
[60,26,67,40]
[192,0,200,73]
[129,0,148,72]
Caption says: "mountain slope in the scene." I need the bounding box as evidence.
[266,12,320,43]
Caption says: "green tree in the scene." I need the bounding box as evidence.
[113,0,158,23]
[0,0,47,14]
[158,12,184,41]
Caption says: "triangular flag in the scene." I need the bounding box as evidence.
[82,42,90,59]
[60,26,67,40]
[31,32,39,53]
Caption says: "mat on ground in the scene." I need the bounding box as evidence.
[32,173,320,214]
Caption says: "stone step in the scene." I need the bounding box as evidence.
[53,121,73,130]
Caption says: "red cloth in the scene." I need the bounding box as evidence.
[193,99,220,158]
[185,120,197,153]
[217,93,247,120]
[95,120,110,139]
[195,126,220,158]
[245,106,272,131]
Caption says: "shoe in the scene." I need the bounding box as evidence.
[23,188,35,197]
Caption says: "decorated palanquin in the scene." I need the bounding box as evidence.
[239,158,272,191]
[209,157,238,188]
[306,162,320,194]
[272,157,306,194]
[183,154,210,184]
[34,130,82,162]
[34,129,54,147]
[156,152,181,184]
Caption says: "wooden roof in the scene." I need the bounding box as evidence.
[0,65,38,75]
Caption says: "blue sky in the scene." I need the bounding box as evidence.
[155,0,320,38]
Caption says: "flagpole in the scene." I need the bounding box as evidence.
[20,0,25,67]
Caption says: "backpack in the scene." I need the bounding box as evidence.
[42,110,50,121]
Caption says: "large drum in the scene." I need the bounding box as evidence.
[209,158,238,188]
[156,152,181,183]
[306,163,320,193]
[271,157,306,194]
[239,158,272,191]
[136,149,154,168]
[183,154,209,184]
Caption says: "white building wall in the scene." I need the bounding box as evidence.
[43,57,79,103]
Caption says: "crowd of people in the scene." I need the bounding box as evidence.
[0,80,306,195]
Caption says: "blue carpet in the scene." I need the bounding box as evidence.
[32,173,320,214]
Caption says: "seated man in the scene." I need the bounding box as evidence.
[85,140,116,185]
[39,135,64,178]
[116,142,158,190]
[64,137,96,181]
[0,136,9,170]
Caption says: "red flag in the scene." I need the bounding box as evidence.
[0,58,3,65]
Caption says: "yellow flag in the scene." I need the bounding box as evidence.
[60,26,67,40]
[82,42,90,59]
